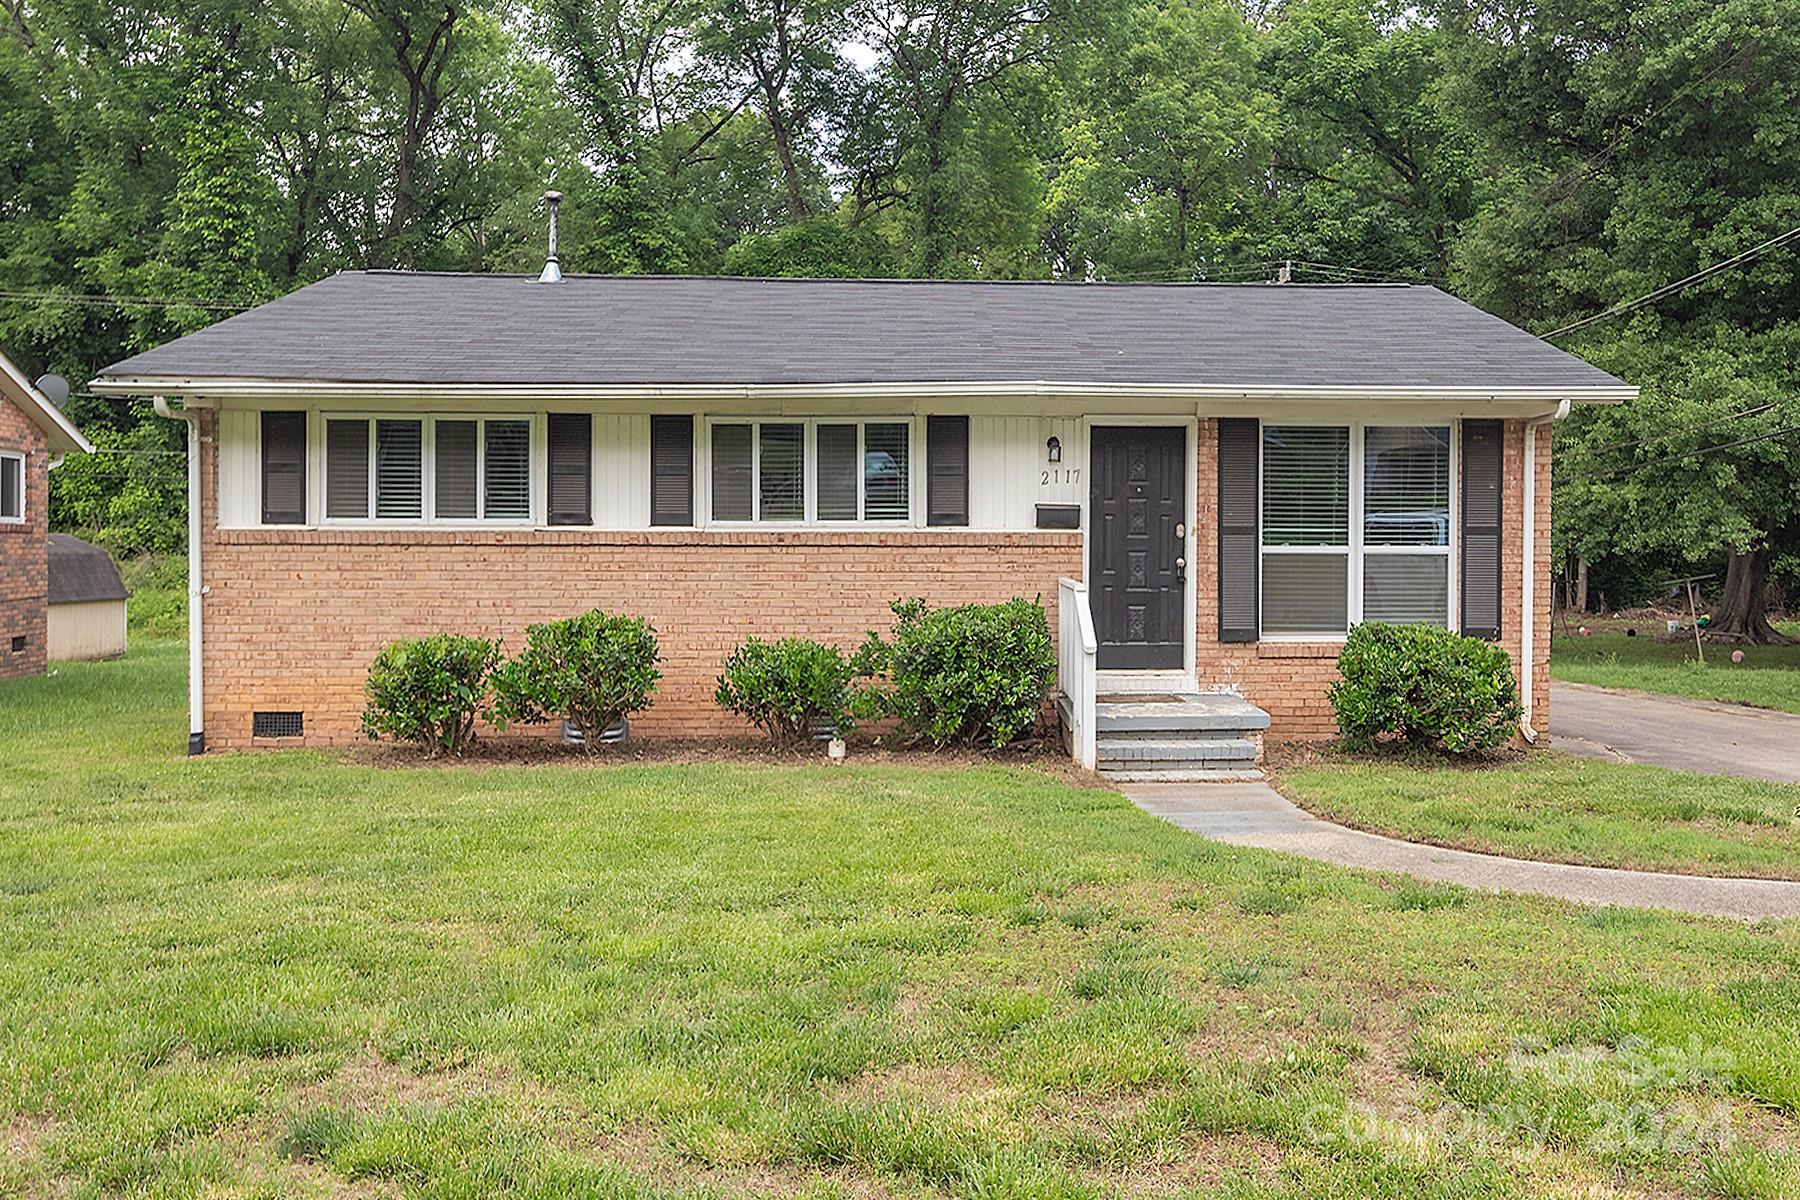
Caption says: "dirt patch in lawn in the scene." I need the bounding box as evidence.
[2,1111,64,1163]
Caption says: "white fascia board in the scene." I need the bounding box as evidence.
[0,353,94,453]
[89,375,1639,406]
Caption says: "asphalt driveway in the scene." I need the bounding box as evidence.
[1552,681,1800,784]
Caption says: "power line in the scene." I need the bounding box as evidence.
[1513,40,1758,216]
[1575,403,1778,461]
[1558,421,1800,484]
[0,288,253,312]
[1542,224,1800,341]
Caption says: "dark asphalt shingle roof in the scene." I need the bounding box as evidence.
[98,272,1629,392]
[47,534,127,604]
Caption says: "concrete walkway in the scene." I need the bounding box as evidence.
[1122,781,1800,921]
[1552,681,1800,784]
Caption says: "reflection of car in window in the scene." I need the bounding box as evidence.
[1366,510,1449,543]
[864,450,900,481]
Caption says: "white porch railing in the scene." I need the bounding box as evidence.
[1057,577,1098,769]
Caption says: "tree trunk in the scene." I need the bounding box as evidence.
[1574,556,1589,614]
[1707,547,1793,643]
[920,118,946,276]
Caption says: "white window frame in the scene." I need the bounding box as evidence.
[0,450,23,524]
[315,413,537,527]
[702,417,919,527]
[1259,422,1458,641]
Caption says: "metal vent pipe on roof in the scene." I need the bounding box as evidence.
[538,190,563,283]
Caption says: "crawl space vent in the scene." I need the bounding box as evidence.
[252,711,304,739]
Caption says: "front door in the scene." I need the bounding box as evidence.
[1090,426,1186,670]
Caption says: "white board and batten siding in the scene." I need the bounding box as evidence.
[970,415,1083,529]
[216,407,1086,531]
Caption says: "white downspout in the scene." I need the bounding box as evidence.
[153,396,205,755]
[1518,399,1570,745]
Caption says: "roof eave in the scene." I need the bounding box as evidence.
[0,354,93,454]
[90,375,1638,406]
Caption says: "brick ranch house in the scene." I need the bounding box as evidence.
[91,273,1634,763]
[1,352,92,682]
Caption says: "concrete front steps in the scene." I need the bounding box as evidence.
[1092,692,1271,781]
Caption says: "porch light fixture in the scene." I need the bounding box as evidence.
[1046,435,1062,463]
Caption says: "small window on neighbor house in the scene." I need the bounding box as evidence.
[0,452,23,522]
[9,635,24,654]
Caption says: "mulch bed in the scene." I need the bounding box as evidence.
[344,730,1105,786]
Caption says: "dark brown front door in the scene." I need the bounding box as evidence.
[1090,426,1186,670]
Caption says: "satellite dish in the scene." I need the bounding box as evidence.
[35,374,70,409]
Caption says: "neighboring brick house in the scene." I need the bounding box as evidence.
[1,352,93,682]
[90,273,1633,766]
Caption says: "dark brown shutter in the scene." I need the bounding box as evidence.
[261,411,307,525]
[926,415,969,526]
[1217,418,1260,642]
[1461,419,1503,639]
[547,413,592,526]
[650,415,694,526]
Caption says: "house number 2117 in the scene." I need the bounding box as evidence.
[1041,468,1081,485]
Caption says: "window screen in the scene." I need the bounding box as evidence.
[817,424,858,521]
[758,423,804,521]
[1262,426,1351,636]
[0,454,21,520]
[1364,555,1450,626]
[1262,554,1349,636]
[325,419,370,518]
[1365,426,1450,545]
[260,411,306,524]
[375,419,423,519]
[864,423,909,521]
[712,424,753,521]
[435,420,478,519]
[1263,426,1349,545]
[483,420,531,519]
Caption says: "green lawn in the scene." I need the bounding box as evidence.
[1553,626,1800,714]
[1277,752,1800,880]
[5,645,1800,1198]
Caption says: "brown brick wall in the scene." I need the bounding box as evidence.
[194,413,1082,749]
[1193,418,1553,741]
[193,409,1553,750]
[0,397,48,681]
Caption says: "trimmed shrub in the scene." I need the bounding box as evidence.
[489,610,662,750]
[715,637,855,746]
[855,597,1056,747]
[1328,623,1523,755]
[361,634,502,756]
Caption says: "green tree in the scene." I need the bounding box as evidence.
[1259,0,1477,278]
[1441,0,1800,638]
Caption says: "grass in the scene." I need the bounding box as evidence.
[1277,751,1800,879]
[121,553,186,640]
[3,643,1800,1198]
[1553,622,1800,714]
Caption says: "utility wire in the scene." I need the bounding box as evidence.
[1558,421,1800,484]
[1512,40,1758,216]
[0,288,254,312]
[1542,224,1800,341]
[1574,403,1777,461]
